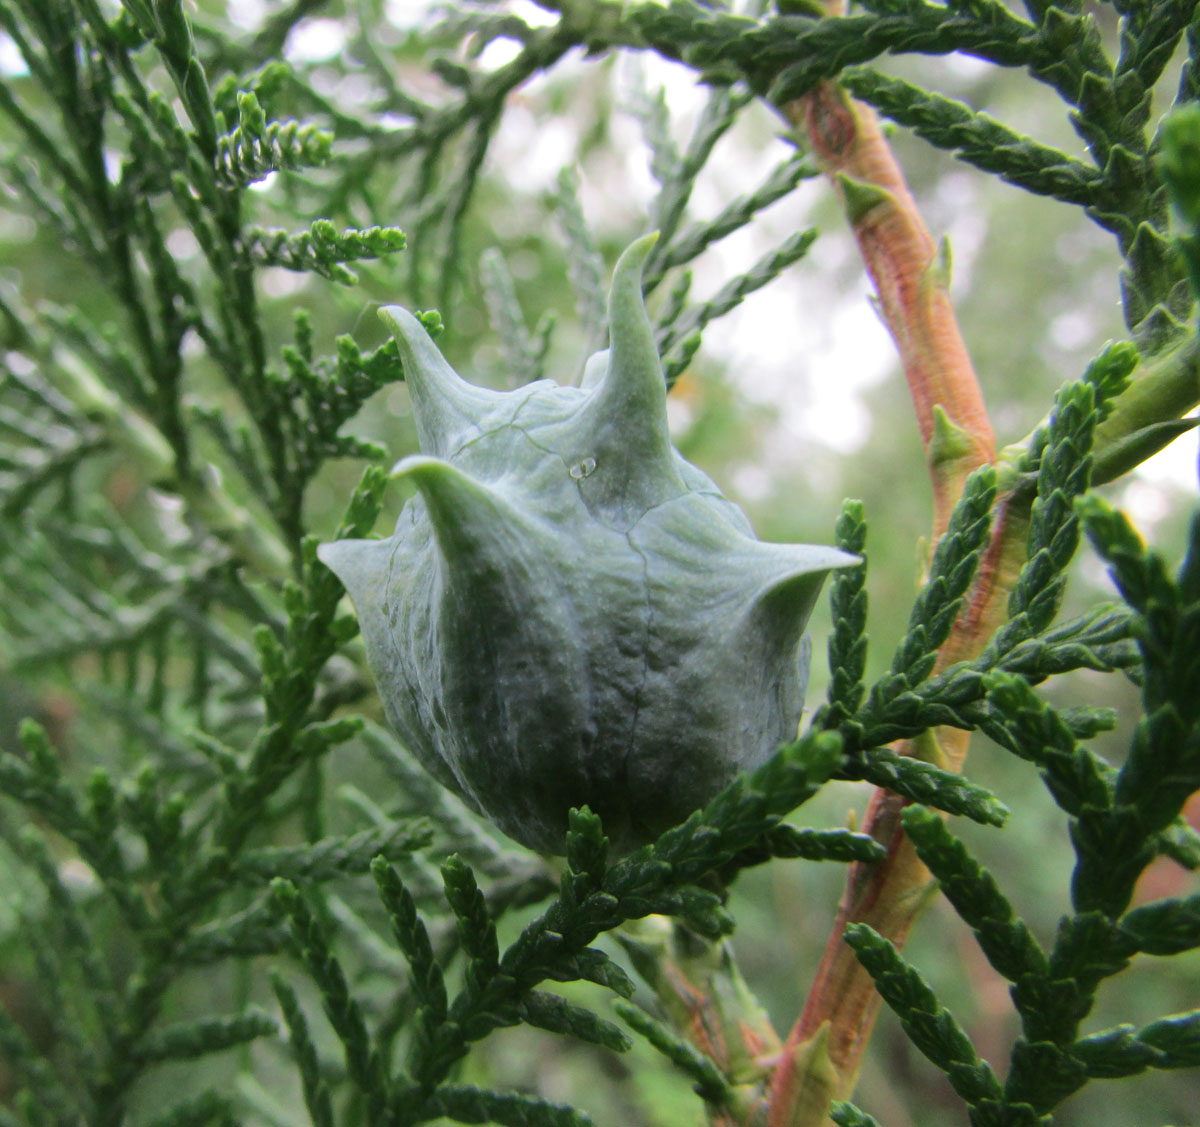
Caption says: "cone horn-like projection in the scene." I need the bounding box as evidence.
[724,545,859,755]
[316,536,395,617]
[726,541,860,673]
[742,547,857,652]
[391,455,546,602]
[576,233,682,513]
[380,305,507,456]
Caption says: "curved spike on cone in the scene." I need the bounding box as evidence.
[745,553,855,653]
[727,542,861,669]
[749,542,863,592]
[605,232,662,403]
[682,538,858,653]
[380,306,507,456]
[316,536,395,618]
[726,546,859,754]
[576,232,684,516]
[391,454,544,588]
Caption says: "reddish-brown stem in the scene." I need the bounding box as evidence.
[794,83,994,536]
[767,85,1013,1126]
[772,507,1027,1105]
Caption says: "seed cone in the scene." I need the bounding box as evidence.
[319,236,857,853]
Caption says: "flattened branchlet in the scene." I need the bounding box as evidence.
[320,235,857,853]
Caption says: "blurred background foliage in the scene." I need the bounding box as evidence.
[1,1,1197,1125]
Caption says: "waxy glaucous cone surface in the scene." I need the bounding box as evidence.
[319,235,856,853]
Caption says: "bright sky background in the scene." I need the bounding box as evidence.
[2,0,1194,522]
[265,0,1195,521]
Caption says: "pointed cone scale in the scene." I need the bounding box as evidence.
[732,542,860,672]
[379,305,507,456]
[748,542,864,612]
[316,536,396,616]
[730,545,859,741]
[746,550,857,653]
[749,543,862,593]
[391,454,546,596]
[576,233,683,512]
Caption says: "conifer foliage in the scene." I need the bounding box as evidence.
[1,1,1199,1125]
